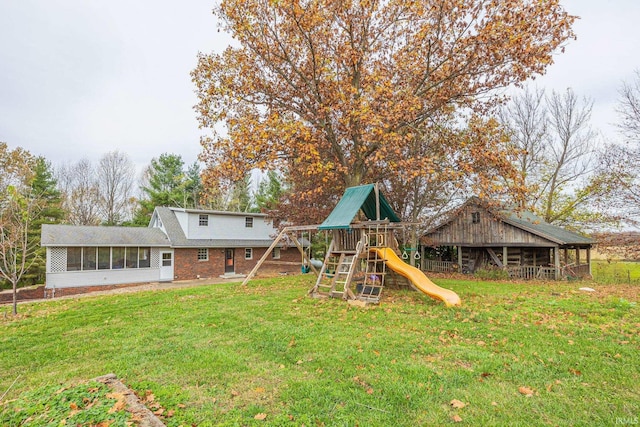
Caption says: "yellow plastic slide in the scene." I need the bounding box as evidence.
[372,247,461,307]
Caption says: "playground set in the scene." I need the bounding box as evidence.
[243,184,461,307]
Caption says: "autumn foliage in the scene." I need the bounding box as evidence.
[193,0,575,223]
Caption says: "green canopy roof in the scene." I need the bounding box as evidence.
[318,184,401,230]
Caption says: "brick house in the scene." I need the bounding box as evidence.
[41,207,302,294]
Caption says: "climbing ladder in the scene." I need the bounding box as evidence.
[351,246,385,303]
[309,238,364,299]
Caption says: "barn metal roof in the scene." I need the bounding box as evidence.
[501,209,593,245]
[423,197,593,246]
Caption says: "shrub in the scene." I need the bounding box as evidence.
[474,267,509,280]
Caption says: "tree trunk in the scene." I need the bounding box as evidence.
[12,280,17,315]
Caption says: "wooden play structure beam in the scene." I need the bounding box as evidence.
[241,224,321,286]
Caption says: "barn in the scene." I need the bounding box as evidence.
[421,197,593,280]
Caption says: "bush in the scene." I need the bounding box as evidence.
[474,267,509,280]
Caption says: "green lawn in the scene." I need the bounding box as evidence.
[592,260,640,284]
[1,275,638,426]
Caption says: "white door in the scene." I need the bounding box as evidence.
[160,250,174,281]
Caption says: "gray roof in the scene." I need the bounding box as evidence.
[501,209,593,245]
[153,206,188,245]
[172,207,268,217]
[41,224,171,247]
[152,207,282,248]
[41,208,292,249]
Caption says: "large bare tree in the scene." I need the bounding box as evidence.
[500,87,599,227]
[97,151,135,225]
[594,70,640,226]
[57,159,101,226]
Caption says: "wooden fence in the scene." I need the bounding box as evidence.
[506,266,558,280]
[422,261,591,281]
[422,260,457,273]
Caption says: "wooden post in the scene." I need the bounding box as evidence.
[587,246,592,277]
[554,247,560,280]
[457,246,463,271]
[503,246,508,268]
[374,182,381,221]
[242,225,320,286]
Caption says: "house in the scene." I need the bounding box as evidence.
[41,207,302,296]
[421,197,594,280]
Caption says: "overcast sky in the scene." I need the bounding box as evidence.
[1,0,639,174]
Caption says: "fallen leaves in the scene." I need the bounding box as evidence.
[450,399,466,409]
[106,392,126,414]
[518,386,535,397]
[254,412,267,420]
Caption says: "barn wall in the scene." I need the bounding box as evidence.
[424,204,555,247]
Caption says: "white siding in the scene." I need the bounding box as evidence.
[45,268,161,289]
[174,210,190,236]
[45,247,163,289]
[183,213,275,240]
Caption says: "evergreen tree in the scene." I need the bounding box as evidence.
[132,154,204,225]
[227,174,253,212]
[253,171,285,212]
[184,161,203,208]
[25,157,65,284]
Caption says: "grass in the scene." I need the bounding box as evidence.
[592,260,640,284]
[1,275,639,426]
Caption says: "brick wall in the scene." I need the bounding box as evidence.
[42,282,153,298]
[0,286,45,304]
[173,248,225,280]
[173,247,304,280]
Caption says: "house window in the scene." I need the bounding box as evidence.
[245,248,253,259]
[67,247,82,271]
[112,247,125,269]
[126,247,138,268]
[472,212,480,224]
[65,246,152,271]
[245,217,253,228]
[272,248,281,259]
[138,247,151,268]
[98,247,111,270]
[82,247,97,270]
[199,214,209,226]
[162,252,172,267]
[198,248,209,261]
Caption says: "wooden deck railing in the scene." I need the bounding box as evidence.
[422,260,591,281]
[506,266,558,280]
[422,260,456,273]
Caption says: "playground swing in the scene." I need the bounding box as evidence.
[300,230,312,273]
[400,227,421,261]
[401,247,421,260]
